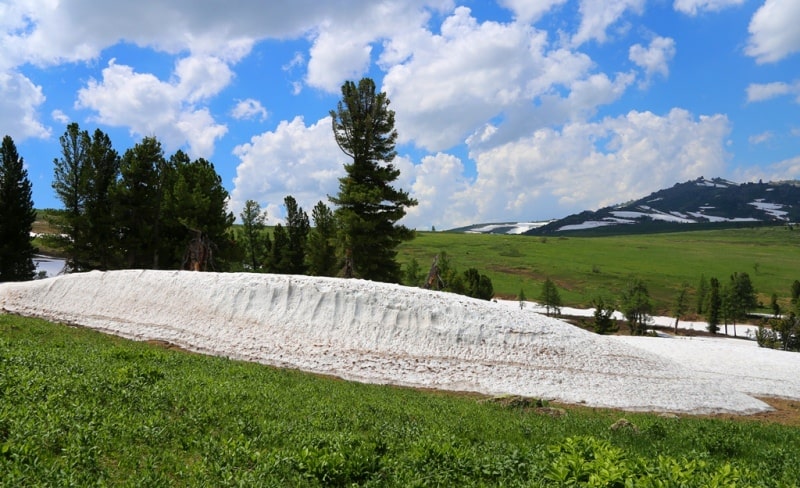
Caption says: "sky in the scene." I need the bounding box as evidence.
[2,0,799,229]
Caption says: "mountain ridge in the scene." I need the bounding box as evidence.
[451,177,800,236]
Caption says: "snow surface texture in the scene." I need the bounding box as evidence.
[2,270,797,415]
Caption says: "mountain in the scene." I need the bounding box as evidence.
[453,177,800,236]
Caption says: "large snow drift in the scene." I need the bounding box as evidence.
[1,270,794,414]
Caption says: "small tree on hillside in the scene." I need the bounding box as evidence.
[0,135,37,282]
[696,274,708,314]
[463,268,493,300]
[673,282,690,334]
[791,280,800,305]
[540,278,562,317]
[706,277,721,334]
[518,288,527,309]
[621,277,652,335]
[592,297,618,335]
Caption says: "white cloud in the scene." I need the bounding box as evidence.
[629,36,676,86]
[383,7,634,153]
[51,109,70,124]
[450,109,730,224]
[748,131,773,145]
[397,152,472,229]
[229,116,346,221]
[0,70,49,141]
[746,81,800,102]
[673,0,744,16]
[571,0,645,47]
[498,0,568,23]
[76,59,227,158]
[746,0,800,63]
[231,99,268,121]
[305,1,451,92]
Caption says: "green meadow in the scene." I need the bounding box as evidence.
[398,226,800,314]
[2,314,799,486]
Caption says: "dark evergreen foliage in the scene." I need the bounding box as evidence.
[329,78,417,283]
[621,278,652,335]
[0,135,37,282]
[706,277,721,334]
[540,278,562,317]
[239,199,268,272]
[307,201,338,276]
[282,196,309,275]
[113,137,166,269]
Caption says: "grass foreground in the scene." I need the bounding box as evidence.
[2,314,800,486]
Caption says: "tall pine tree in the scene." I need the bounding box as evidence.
[329,77,417,283]
[0,135,37,282]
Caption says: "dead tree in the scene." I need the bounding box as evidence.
[182,229,214,271]
[424,255,444,290]
[340,248,355,278]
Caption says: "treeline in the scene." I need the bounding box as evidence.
[49,123,234,272]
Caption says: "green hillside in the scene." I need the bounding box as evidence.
[398,226,800,315]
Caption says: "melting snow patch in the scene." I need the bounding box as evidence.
[1,270,793,415]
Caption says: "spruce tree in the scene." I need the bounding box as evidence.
[0,135,37,282]
[307,201,337,276]
[113,137,166,269]
[540,278,562,316]
[329,77,417,283]
[282,195,309,275]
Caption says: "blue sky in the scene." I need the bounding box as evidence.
[2,0,798,229]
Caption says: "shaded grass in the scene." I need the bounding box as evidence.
[2,314,800,486]
[398,226,800,313]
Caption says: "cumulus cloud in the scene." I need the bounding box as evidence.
[571,0,645,47]
[450,109,731,224]
[629,36,676,86]
[229,116,346,221]
[305,0,451,92]
[0,70,50,141]
[498,0,568,23]
[76,59,228,158]
[231,99,268,121]
[746,81,800,103]
[673,0,744,16]
[383,7,635,153]
[746,0,800,63]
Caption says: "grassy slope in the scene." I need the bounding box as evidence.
[2,315,799,486]
[398,226,800,315]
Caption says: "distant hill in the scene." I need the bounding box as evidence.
[452,177,800,236]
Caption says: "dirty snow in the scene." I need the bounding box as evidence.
[2,270,798,415]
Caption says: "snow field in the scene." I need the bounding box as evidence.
[2,270,797,414]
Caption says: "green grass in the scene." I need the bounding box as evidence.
[2,314,799,486]
[398,226,800,314]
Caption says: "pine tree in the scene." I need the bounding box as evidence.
[239,199,268,272]
[540,278,562,317]
[307,201,337,276]
[52,123,91,270]
[163,152,235,270]
[113,137,166,269]
[621,277,652,335]
[0,135,37,282]
[52,124,120,270]
[329,77,417,283]
[282,195,309,275]
[706,277,721,334]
